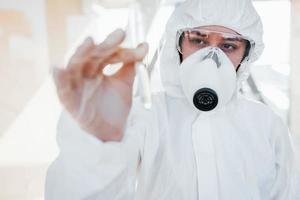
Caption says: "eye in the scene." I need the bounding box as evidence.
[189,38,207,46]
[222,43,237,51]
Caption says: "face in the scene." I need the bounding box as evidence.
[179,25,247,69]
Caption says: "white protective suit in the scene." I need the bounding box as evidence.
[45,0,297,199]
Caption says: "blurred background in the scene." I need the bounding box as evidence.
[0,0,299,199]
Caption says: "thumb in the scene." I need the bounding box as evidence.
[114,62,136,87]
[113,42,148,85]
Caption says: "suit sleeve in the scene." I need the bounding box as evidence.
[45,100,148,200]
[268,114,298,200]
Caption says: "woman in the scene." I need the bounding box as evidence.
[46,0,296,199]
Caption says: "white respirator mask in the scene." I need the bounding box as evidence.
[179,47,237,112]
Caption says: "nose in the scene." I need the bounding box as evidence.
[203,49,221,68]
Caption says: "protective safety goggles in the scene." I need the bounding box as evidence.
[176,28,255,62]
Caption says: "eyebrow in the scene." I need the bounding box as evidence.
[223,37,244,42]
[188,30,208,37]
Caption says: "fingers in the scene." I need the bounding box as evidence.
[88,29,126,63]
[110,62,135,87]
[66,29,126,80]
[71,37,95,59]
[59,28,148,88]
[105,43,149,64]
[83,29,126,77]
[53,67,73,102]
[84,42,148,79]
[105,43,148,86]
[94,28,126,53]
[53,67,70,91]
[70,28,125,61]
[64,37,96,88]
[53,66,82,113]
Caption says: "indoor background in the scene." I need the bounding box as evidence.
[0,0,299,199]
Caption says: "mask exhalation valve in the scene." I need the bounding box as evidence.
[193,88,218,111]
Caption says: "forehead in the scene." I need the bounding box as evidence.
[194,25,240,36]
